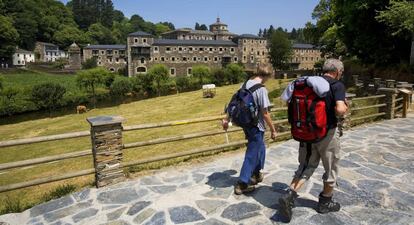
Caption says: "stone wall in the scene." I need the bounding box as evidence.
[291,48,322,70]
[238,38,272,74]
[84,48,127,73]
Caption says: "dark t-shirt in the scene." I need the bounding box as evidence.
[323,75,346,128]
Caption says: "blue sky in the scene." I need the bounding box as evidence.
[60,0,319,34]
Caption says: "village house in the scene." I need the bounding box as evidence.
[34,42,68,62]
[12,48,35,67]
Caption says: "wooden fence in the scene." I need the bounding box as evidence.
[0,89,411,193]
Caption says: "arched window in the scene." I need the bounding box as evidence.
[109,68,115,72]
[137,67,146,73]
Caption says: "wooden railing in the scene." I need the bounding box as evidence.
[0,89,411,193]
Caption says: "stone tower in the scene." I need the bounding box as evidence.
[68,42,81,70]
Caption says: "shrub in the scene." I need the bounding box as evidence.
[0,75,4,91]
[52,58,68,70]
[131,73,156,97]
[224,64,246,84]
[82,57,98,69]
[148,64,170,96]
[192,65,211,86]
[176,76,190,93]
[31,82,67,114]
[0,87,20,116]
[110,77,133,97]
[211,68,227,86]
[76,67,111,107]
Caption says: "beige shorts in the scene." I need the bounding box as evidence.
[294,128,341,186]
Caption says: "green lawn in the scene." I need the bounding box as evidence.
[0,77,290,213]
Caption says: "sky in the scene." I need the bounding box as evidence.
[60,0,319,34]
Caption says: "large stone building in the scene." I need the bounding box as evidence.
[290,43,322,70]
[83,18,273,77]
[83,44,127,73]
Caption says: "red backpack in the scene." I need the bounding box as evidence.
[288,78,333,143]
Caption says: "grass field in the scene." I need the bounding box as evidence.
[0,77,290,213]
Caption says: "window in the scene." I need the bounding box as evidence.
[311,57,314,61]
[204,57,208,62]
[110,68,115,72]
[187,67,192,76]
[116,58,119,63]
[243,47,247,52]
[170,68,176,76]
[154,46,159,52]
[161,57,165,62]
[92,50,99,55]
[257,51,260,56]
[214,57,218,62]
[189,47,193,52]
[171,57,175,62]
[199,47,203,51]
[243,40,247,43]
[209,48,213,52]
[243,56,247,62]
[101,51,105,55]
[155,57,158,61]
[230,48,235,52]
[119,50,125,55]
[108,57,113,63]
[178,47,183,52]
[234,57,238,62]
[219,48,223,52]
[114,50,118,54]
[166,47,171,52]
[250,56,254,61]
[143,38,147,43]
[193,57,197,61]
[137,67,146,73]
[134,38,138,43]
[140,58,145,64]
[183,57,187,61]
[174,47,177,51]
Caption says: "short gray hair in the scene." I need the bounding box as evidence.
[323,58,344,73]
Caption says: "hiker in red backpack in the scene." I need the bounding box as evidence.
[278,58,348,222]
[223,71,277,195]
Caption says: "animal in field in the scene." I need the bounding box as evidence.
[76,105,88,114]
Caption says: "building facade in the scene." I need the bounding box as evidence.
[12,48,35,67]
[34,42,67,62]
[83,18,275,77]
[290,43,322,70]
[83,45,127,73]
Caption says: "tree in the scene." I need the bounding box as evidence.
[53,25,90,49]
[263,28,268,38]
[131,73,155,97]
[199,24,208,31]
[192,65,211,86]
[0,15,19,58]
[87,23,115,44]
[258,29,263,37]
[148,64,170,96]
[195,22,200,30]
[376,0,414,65]
[224,64,246,84]
[110,77,133,98]
[31,82,66,115]
[76,67,111,108]
[211,68,227,86]
[154,23,171,37]
[175,76,190,93]
[269,30,293,71]
[0,76,4,92]
[101,0,114,28]
[113,10,125,23]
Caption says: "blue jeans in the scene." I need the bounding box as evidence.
[239,126,266,184]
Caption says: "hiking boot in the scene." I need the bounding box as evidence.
[234,181,255,195]
[278,189,298,222]
[317,193,341,214]
[250,172,264,185]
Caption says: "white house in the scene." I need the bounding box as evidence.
[13,48,35,67]
[35,42,68,62]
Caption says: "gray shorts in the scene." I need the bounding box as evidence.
[294,128,341,186]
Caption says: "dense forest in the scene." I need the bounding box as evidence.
[0,0,176,58]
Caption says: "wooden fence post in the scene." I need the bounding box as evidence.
[386,80,396,88]
[378,88,397,120]
[342,93,355,130]
[87,116,126,188]
[373,78,381,90]
[352,75,359,86]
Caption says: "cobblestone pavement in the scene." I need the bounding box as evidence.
[1,117,413,225]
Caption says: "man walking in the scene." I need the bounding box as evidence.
[278,59,348,221]
[222,72,277,195]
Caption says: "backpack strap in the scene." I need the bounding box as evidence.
[248,83,264,93]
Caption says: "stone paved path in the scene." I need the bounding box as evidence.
[1,117,414,225]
